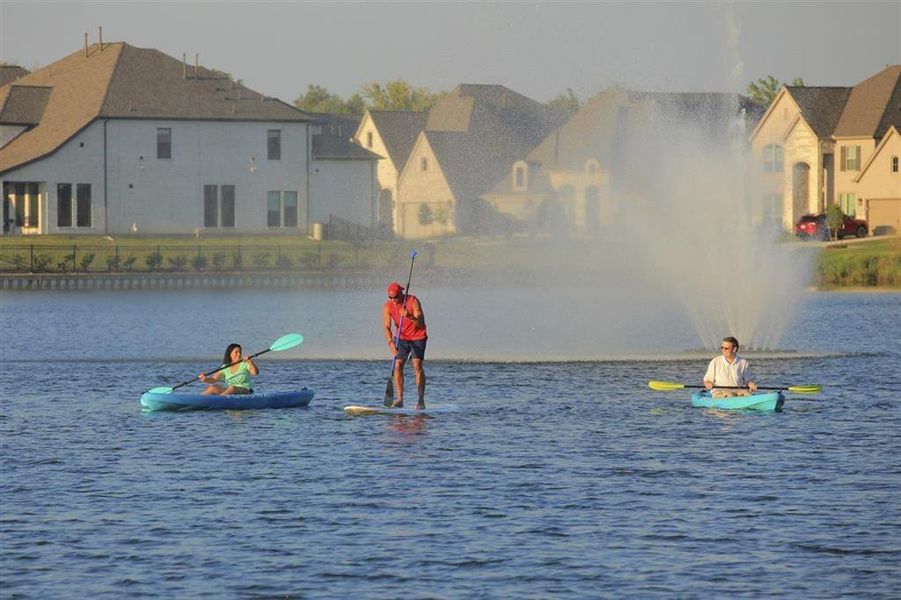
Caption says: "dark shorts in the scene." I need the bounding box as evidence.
[396,338,427,361]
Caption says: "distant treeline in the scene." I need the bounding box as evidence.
[293,75,802,116]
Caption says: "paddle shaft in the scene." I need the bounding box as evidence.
[685,384,788,391]
[385,252,417,405]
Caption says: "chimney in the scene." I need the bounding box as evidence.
[84,32,88,57]
[99,26,103,51]
[194,53,199,79]
[183,53,187,79]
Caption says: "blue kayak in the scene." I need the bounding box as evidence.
[141,388,314,412]
[691,390,784,412]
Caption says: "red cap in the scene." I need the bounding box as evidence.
[387,282,404,297]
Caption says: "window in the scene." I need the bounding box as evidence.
[221,186,235,228]
[839,193,857,216]
[204,185,218,227]
[157,128,172,159]
[420,157,428,171]
[366,131,373,148]
[284,191,298,227]
[586,160,599,174]
[892,156,899,173]
[514,166,525,189]
[204,185,235,227]
[763,144,783,173]
[268,130,281,160]
[76,184,91,227]
[57,184,72,227]
[840,145,861,171]
[267,191,282,227]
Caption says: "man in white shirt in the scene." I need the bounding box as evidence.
[704,336,758,398]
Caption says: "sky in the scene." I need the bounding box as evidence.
[1,1,898,105]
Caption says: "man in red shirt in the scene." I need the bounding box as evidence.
[383,281,428,409]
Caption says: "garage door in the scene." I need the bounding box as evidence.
[867,198,901,236]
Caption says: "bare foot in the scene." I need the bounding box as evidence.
[416,402,425,410]
[391,401,403,408]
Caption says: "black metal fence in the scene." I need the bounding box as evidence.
[0,243,389,274]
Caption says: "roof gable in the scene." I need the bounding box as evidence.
[367,110,427,169]
[784,86,852,138]
[855,125,900,182]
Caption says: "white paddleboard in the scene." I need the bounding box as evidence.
[344,404,460,416]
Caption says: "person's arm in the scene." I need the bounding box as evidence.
[401,297,425,327]
[703,358,716,389]
[741,360,756,392]
[245,357,259,376]
[383,303,397,355]
[199,368,223,383]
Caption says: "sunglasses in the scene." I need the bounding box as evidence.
[721,346,734,351]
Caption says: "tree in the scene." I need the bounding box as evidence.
[746,75,806,108]
[546,88,581,117]
[294,84,354,114]
[361,80,440,111]
[825,204,845,241]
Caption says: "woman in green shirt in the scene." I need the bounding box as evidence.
[199,343,259,395]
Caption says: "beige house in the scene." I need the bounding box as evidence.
[396,84,563,238]
[485,89,762,234]
[750,65,900,232]
[855,125,901,235]
[353,110,427,235]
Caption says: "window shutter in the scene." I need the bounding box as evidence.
[840,146,846,171]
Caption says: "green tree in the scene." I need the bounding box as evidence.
[361,80,439,111]
[825,204,845,241]
[294,84,353,114]
[546,88,581,117]
[746,75,805,108]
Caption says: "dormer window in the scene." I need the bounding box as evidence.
[367,131,374,148]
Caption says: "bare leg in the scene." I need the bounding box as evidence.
[412,358,426,408]
[392,359,406,407]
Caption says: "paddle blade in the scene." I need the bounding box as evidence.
[648,380,686,392]
[147,386,173,394]
[786,384,822,394]
[384,375,395,407]
[270,333,304,352]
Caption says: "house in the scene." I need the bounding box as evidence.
[353,110,427,234]
[307,112,382,235]
[484,89,763,234]
[1,41,379,237]
[395,84,564,238]
[855,125,901,235]
[749,65,901,232]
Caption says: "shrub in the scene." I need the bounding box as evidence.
[275,254,293,270]
[212,252,227,271]
[122,256,137,272]
[252,253,272,269]
[145,251,163,271]
[106,255,120,272]
[167,255,188,272]
[33,254,52,272]
[191,254,208,272]
[79,253,95,272]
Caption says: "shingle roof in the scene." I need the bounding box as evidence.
[832,65,901,139]
[1,42,307,174]
[784,86,852,138]
[419,84,564,202]
[312,135,381,160]
[0,85,51,125]
[368,110,427,169]
[0,65,29,87]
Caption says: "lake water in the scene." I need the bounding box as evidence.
[1,288,899,597]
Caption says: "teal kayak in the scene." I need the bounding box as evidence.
[141,388,314,412]
[691,390,784,412]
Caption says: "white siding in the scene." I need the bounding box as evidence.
[310,159,376,227]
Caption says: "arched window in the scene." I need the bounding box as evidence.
[420,157,428,171]
[892,156,899,173]
[585,159,600,174]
